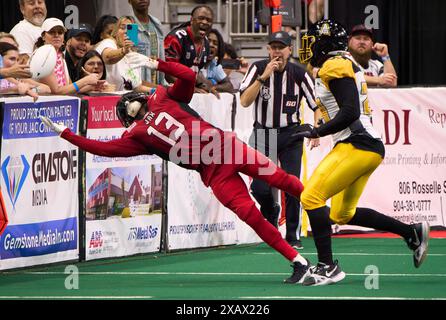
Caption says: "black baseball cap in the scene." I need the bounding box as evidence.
[67,23,93,40]
[350,24,374,41]
[268,31,292,46]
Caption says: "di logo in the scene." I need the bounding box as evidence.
[382,109,412,145]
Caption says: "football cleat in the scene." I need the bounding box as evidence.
[284,258,312,284]
[288,239,304,250]
[406,221,430,268]
[302,260,346,286]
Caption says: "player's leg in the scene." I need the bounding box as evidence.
[278,137,304,248]
[300,143,380,285]
[248,128,280,227]
[209,172,311,283]
[238,142,304,199]
[332,170,430,268]
[251,178,280,227]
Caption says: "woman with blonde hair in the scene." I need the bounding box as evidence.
[94,16,154,92]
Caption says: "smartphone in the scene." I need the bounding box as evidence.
[126,23,139,46]
[221,58,241,70]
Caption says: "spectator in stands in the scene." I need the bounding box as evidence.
[128,0,165,85]
[0,55,31,80]
[201,29,234,96]
[36,18,103,94]
[164,5,213,92]
[348,24,397,87]
[95,16,153,93]
[0,42,48,99]
[91,15,118,46]
[0,33,28,67]
[240,31,321,251]
[306,0,325,24]
[65,24,93,83]
[0,33,19,47]
[10,0,47,58]
[223,43,249,91]
[74,50,115,93]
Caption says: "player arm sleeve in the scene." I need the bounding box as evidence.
[159,59,196,103]
[60,129,147,157]
[316,77,360,137]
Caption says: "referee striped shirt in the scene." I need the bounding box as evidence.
[240,59,317,128]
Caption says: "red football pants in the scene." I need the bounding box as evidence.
[205,142,304,261]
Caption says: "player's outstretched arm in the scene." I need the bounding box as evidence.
[157,59,196,103]
[40,116,147,158]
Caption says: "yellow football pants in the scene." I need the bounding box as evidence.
[301,142,383,225]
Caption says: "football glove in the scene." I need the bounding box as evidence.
[40,116,67,134]
[292,123,319,139]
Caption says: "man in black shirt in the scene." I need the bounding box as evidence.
[65,23,92,82]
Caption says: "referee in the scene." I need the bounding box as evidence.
[240,31,321,249]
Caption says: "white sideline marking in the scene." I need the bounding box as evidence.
[254,252,446,256]
[19,271,446,277]
[239,296,446,300]
[0,296,153,300]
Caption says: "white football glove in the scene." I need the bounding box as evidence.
[124,67,143,89]
[126,52,159,70]
[40,116,67,134]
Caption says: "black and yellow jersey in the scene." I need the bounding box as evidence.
[315,52,384,157]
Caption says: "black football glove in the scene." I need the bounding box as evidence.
[292,123,320,139]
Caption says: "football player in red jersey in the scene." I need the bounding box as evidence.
[41,57,312,284]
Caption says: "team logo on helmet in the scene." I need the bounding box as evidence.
[319,22,332,36]
[299,34,316,64]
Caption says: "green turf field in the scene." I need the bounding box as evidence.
[0,237,445,300]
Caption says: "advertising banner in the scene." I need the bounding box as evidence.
[83,96,162,260]
[360,88,446,227]
[0,96,80,270]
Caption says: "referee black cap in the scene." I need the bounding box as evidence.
[268,31,292,46]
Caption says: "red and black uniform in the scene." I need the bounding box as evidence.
[164,24,210,72]
[61,59,304,261]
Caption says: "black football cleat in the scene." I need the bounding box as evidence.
[284,258,312,284]
[406,221,430,268]
[302,260,346,286]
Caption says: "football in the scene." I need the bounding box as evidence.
[29,44,57,79]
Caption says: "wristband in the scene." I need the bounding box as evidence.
[73,82,80,92]
[382,55,391,62]
[256,75,266,84]
[209,78,217,85]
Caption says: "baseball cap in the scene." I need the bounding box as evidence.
[41,18,67,33]
[67,23,93,40]
[350,24,374,41]
[268,31,292,46]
